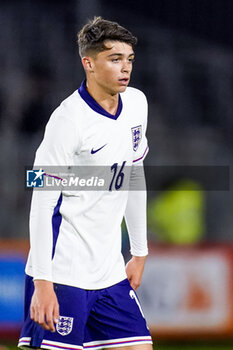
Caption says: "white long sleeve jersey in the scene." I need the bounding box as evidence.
[25,81,149,290]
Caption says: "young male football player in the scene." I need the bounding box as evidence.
[18,17,152,350]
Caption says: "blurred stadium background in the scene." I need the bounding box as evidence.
[0,0,233,349]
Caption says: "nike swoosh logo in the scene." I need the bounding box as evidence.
[91,144,107,154]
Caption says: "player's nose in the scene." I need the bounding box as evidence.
[121,62,131,73]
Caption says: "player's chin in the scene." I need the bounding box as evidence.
[117,84,128,93]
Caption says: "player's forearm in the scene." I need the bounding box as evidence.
[29,189,61,281]
[125,164,148,257]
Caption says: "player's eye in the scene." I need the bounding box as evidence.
[112,58,119,62]
[129,57,135,63]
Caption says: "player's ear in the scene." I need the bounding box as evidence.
[82,56,94,72]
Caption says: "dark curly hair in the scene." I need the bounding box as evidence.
[77,17,137,57]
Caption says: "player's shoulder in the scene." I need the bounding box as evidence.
[48,89,84,126]
[43,90,84,137]
[55,90,83,118]
[121,87,148,116]
[122,86,147,104]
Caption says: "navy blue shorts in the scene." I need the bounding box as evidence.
[18,275,152,350]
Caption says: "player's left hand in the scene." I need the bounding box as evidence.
[125,255,147,290]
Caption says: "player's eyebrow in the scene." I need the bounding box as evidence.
[107,53,135,58]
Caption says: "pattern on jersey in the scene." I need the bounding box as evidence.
[56,316,74,336]
[131,125,142,151]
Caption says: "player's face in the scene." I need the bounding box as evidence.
[89,41,134,95]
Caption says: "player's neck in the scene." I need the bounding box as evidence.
[86,80,119,116]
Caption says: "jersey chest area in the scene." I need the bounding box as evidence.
[75,112,142,166]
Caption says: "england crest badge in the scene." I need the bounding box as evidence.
[131,125,142,151]
[56,316,74,336]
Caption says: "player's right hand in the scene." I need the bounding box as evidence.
[30,280,60,333]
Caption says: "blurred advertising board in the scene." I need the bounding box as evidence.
[138,244,233,339]
[0,240,28,339]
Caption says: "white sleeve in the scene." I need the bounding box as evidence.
[28,108,80,281]
[29,190,61,281]
[124,161,148,257]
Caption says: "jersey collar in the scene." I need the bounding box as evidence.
[78,80,122,120]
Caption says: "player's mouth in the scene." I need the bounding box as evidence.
[118,78,129,86]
